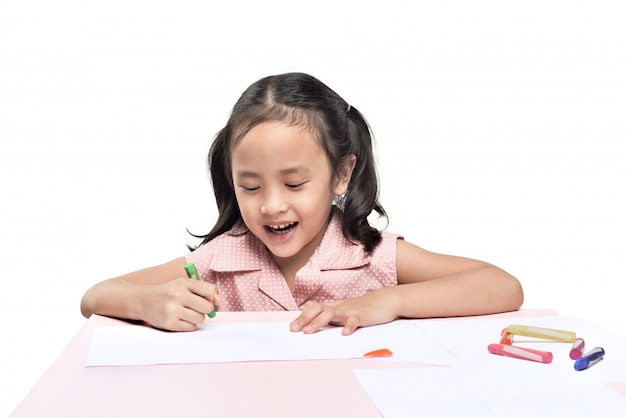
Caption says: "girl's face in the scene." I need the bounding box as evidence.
[231,121,349,275]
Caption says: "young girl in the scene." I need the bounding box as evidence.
[81,72,523,335]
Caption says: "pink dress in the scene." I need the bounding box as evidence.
[186,212,401,311]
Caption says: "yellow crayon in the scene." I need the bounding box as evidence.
[506,325,576,343]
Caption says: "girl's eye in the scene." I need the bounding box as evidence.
[286,182,305,189]
[241,186,260,192]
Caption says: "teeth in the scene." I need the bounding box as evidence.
[267,222,297,233]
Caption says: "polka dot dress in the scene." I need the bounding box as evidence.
[186,212,401,312]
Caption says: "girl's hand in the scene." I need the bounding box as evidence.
[140,278,220,332]
[289,289,397,336]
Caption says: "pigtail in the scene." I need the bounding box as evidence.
[340,105,387,252]
[188,125,242,249]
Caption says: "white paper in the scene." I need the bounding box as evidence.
[353,366,626,418]
[354,316,626,418]
[85,319,459,367]
[415,316,626,382]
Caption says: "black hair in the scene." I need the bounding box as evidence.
[191,72,387,252]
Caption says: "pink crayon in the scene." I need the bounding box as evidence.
[488,343,553,364]
[569,338,585,360]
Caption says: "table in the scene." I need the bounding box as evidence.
[9,309,624,417]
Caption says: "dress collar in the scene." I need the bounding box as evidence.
[209,209,371,272]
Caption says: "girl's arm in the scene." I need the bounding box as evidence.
[392,239,523,317]
[80,257,220,331]
[290,239,523,335]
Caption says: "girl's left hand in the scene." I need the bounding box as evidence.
[289,290,397,336]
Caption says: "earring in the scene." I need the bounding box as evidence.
[333,192,347,211]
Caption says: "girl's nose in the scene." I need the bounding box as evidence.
[260,191,288,215]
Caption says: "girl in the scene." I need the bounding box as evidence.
[81,72,523,335]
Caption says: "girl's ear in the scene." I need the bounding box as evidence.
[333,154,357,196]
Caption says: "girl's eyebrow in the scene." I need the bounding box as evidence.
[234,170,260,179]
[234,166,310,179]
[277,166,310,176]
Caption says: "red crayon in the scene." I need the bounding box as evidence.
[500,328,514,345]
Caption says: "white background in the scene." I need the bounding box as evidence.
[1,1,625,415]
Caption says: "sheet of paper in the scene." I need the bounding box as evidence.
[353,365,626,418]
[85,319,459,367]
[353,316,626,418]
[415,316,626,382]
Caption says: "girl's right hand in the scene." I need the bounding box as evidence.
[140,277,220,332]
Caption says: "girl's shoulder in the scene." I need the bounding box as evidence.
[317,215,402,269]
[188,229,266,272]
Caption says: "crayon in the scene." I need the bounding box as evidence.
[569,338,585,360]
[574,347,605,371]
[488,343,553,364]
[506,325,576,343]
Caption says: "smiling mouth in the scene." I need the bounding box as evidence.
[265,222,298,234]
